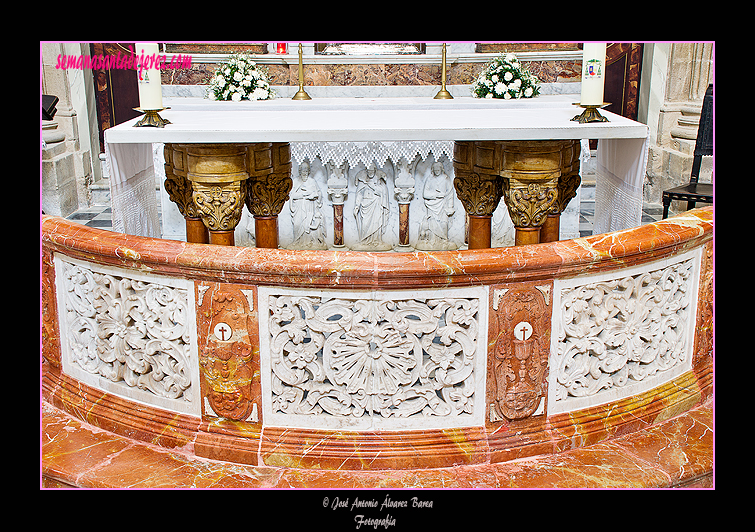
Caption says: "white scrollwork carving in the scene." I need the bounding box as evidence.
[59,260,193,404]
[551,256,697,412]
[262,289,483,428]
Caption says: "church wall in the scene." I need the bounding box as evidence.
[639,43,713,214]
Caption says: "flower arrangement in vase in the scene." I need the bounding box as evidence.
[207,53,275,101]
[472,53,540,99]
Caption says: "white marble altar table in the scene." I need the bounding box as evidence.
[104,96,649,238]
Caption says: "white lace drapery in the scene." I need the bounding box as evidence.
[592,135,650,235]
[291,140,455,168]
[105,142,161,237]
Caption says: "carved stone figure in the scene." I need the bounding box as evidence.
[288,160,327,249]
[417,162,457,250]
[353,163,391,250]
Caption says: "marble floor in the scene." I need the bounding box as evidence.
[64,185,665,238]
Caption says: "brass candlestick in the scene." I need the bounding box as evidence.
[292,43,312,100]
[571,102,610,123]
[434,43,453,99]
[133,107,171,127]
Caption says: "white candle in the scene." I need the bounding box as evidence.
[136,43,163,110]
[580,43,606,106]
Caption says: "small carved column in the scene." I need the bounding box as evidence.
[186,144,249,246]
[244,142,293,249]
[452,141,505,249]
[500,141,564,246]
[541,140,581,243]
[163,143,209,244]
[326,162,348,248]
[394,157,416,249]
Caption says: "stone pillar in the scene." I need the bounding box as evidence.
[42,122,79,217]
[394,157,416,249]
[326,162,349,248]
[186,144,249,246]
[163,144,209,244]
[541,140,581,243]
[42,42,97,217]
[452,141,505,250]
[500,141,564,246]
[244,142,293,249]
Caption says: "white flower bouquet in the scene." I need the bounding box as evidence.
[207,53,274,101]
[472,53,540,99]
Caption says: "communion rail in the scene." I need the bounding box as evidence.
[41,206,713,487]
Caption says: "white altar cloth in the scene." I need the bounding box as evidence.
[104,96,648,238]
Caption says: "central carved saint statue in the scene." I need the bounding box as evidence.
[353,163,391,250]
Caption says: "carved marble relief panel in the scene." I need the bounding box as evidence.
[196,283,261,423]
[229,152,518,251]
[548,249,701,414]
[487,281,552,425]
[257,286,488,430]
[53,256,201,416]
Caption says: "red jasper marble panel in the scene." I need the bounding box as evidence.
[694,240,713,368]
[196,282,261,424]
[487,281,553,424]
[41,248,61,370]
[259,426,489,471]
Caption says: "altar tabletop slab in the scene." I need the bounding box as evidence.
[105,96,648,144]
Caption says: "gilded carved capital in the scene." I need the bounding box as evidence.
[245,173,293,217]
[452,141,505,217]
[244,142,293,217]
[502,179,559,228]
[192,180,246,232]
[551,140,581,215]
[552,170,581,214]
[453,172,503,216]
[500,140,565,228]
[164,144,200,219]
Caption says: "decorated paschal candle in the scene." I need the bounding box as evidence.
[580,43,606,106]
[136,43,163,110]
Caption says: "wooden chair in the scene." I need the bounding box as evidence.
[662,84,713,218]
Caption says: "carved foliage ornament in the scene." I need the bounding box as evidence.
[245,173,294,217]
[60,261,193,403]
[163,144,200,219]
[453,173,503,216]
[267,294,480,420]
[192,180,247,231]
[502,180,559,227]
[554,258,695,403]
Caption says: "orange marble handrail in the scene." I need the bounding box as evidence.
[42,207,713,289]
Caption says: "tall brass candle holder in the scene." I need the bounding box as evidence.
[133,107,171,128]
[571,102,609,123]
[292,43,312,100]
[434,43,453,99]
